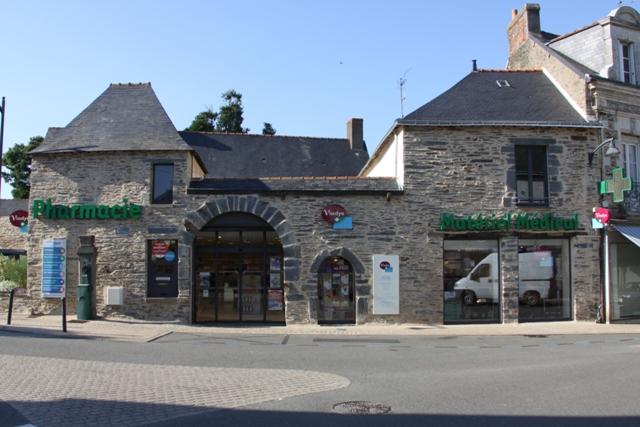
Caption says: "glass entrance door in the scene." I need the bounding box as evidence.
[217,264,240,322]
[194,214,285,323]
[318,257,355,324]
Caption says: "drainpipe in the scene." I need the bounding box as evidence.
[591,86,607,324]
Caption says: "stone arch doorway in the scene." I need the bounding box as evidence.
[184,196,300,324]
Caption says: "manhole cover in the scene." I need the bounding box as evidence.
[333,401,391,415]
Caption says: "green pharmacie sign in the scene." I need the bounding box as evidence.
[32,198,141,220]
[440,212,579,232]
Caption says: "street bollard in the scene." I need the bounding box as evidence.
[62,297,67,333]
[7,288,15,325]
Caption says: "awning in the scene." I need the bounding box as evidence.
[614,225,640,248]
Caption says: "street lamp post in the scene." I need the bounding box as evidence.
[0,96,4,198]
[589,137,620,323]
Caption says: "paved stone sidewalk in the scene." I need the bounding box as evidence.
[4,314,640,343]
[0,354,349,427]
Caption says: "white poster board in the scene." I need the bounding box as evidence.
[372,254,399,315]
[42,239,67,298]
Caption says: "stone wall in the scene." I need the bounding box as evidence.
[23,124,602,324]
[0,199,28,252]
[401,126,601,321]
[27,151,193,320]
[508,38,591,118]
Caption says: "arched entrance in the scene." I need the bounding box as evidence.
[193,212,285,323]
[317,256,356,324]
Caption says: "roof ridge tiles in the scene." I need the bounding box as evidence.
[197,176,395,181]
[109,82,151,87]
[180,130,348,141]
[475,68,541,73]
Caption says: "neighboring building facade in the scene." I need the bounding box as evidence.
[363,69,601,323]
[21,69,602,325]
[0,199,28,257]
[508,4,640,323]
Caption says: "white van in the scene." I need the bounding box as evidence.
[454,252,554,306]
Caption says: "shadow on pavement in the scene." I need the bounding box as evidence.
[2,399,639,427]
[0,327,101,340]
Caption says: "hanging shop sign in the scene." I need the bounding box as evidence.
[594,207,610,224]
[321,204,353,230]
[32,198,141,220]
[9,210,28,227]
[439,212,579,232]
[599,167,632,203]
[372,255,400,315]
[592,207,611,229]
[41,239,67,298]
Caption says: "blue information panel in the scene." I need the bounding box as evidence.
[42,239,67,298]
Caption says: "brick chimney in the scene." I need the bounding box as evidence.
[347,118,363,150]
[507,3,541,56]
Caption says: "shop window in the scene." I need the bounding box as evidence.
[515,145,548,206]
[147,239,178,297]
[152,164,174,204]
[622,143,639,184]
[317,257,355,324]
[518,239,570,322]
[443,240,500,324]
[610,242,640,321]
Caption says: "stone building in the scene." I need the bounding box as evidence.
[0,199,28,257]
[19,68,603,325]
[362,69,600,323]
[508,3,640,323]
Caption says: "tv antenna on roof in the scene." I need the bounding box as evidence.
[398,68,411,118]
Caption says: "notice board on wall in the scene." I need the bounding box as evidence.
[42,239,67,298]
[372,254,399,315]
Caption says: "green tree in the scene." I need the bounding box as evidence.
[185,109,217,132]
[216,90,248,133]
[1,136,43,199]
[262,122,276,136]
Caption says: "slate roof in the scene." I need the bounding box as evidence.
[401,70,595,127]
[32,83,191,154]
[187,177,401,194]
[180,132,369,178]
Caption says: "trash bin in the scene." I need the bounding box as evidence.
[77,283,92,320]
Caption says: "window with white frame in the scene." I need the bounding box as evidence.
[622,142,639,184]
[619,41,636,84]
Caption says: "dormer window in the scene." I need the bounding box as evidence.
[619,41,636,84]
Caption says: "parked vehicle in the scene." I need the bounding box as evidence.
[454,252,555,306]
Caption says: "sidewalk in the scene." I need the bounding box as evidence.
[3,314,640,343]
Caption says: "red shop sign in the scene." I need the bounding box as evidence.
[594,207,611,224]
[151,241,169,257]
[321,204,347,223]
[9,210,28,227]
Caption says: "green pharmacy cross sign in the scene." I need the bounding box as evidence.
[600,167,632,203]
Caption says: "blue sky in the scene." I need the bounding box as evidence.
[0,0,630,197]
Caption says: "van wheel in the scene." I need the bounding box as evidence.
[462,291,477,306]
[523,291,541,307]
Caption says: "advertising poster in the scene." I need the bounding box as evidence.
[42,239,67,298]
[268,290,284,311]
[372,254,400,315]
[269,273,281,289]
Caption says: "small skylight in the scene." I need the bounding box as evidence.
[496,79,512,88]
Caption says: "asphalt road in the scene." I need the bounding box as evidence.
[1,330,640,426]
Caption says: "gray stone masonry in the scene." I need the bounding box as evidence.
[401,126,601,321]
[22,124,601,324]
